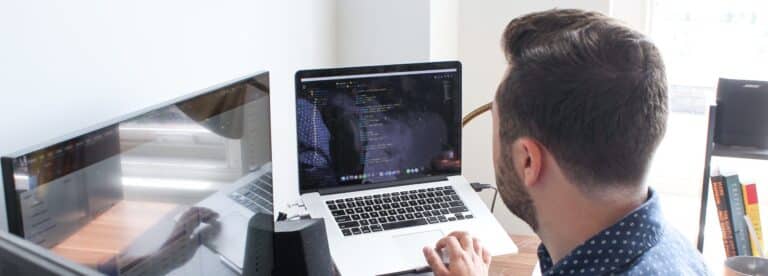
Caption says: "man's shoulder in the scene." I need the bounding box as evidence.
[623,226,710,275]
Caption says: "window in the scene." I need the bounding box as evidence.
[646,0,768,264]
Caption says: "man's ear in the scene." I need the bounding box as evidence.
[512,137,544,188]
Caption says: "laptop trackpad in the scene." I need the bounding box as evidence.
[204,212,248,269]
[394,230,444,265]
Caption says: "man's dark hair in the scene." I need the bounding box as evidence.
[496,9,667,191]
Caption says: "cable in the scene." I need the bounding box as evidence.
[470,182,500,213]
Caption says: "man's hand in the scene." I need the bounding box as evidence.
[422,231,492,276]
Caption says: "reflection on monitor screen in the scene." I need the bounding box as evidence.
[2,72,273,275]
[296,65,461,192]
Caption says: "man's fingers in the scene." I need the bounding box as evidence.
[445,231,474,251]
[482,247,492,265]
[473,238,482,255]
[422,246,449,275]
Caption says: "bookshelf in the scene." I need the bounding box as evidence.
[697,105,767,253]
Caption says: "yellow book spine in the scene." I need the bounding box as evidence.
[742,183,763,256]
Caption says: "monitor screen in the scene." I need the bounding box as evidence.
[2,72,272,275]
[295,62,461,192]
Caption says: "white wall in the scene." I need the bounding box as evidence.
[0,0,337,231]
[458,0,612,235]
[335,0,432,66]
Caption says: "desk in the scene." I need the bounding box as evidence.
[51,201,178,267]
[489,235,540,276]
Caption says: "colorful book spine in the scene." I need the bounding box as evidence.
[742,183,763,256]
[723,175,752,256]
[711,175,737,257]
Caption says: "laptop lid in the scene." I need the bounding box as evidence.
[295,61,462,195]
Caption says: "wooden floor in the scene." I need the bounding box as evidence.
[489,234,541,276]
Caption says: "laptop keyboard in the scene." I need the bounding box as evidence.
[229,172,274,214]
[326,186,473,236]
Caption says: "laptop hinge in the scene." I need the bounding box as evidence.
[317,175,450,196]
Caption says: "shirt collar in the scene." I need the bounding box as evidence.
[537,188,665,275]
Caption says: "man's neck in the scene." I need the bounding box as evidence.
[534,184,648,263]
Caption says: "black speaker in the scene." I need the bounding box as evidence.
[243,214,274,276]
[243,215,337,276]
[715,78,768,148]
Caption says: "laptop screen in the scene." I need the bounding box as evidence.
[295,62,461,193]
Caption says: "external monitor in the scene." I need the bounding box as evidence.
[295,61,462,193]
[1,71,272,275]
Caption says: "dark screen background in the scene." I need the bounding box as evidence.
[296,70,461,191]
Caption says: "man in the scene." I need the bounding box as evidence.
[422,9,710,275]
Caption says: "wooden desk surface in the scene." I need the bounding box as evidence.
[51,201,178,267]
[489,234,540,276]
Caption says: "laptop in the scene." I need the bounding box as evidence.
[295,61,517,275]
[183,72,274,271]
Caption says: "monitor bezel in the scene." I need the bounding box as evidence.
[294,61,462,195]
[1,70,270,237]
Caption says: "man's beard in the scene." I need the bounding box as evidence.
[495,160,539,232]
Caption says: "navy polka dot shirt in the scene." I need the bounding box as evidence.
[537,189,711,275]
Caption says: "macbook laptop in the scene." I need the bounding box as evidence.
[295,61,517,275]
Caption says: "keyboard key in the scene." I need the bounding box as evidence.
[351,228,361,235]
[361,213,370,219]
[449,206,469,213]
[374,205,383,211]
[448,217,457,221]
[360,220,369,226]
[438,216,448,222]
[414,213,424,218]
[382,218,428,230]
[362,226,371,233]
[465,214,474,219]
[352,214,361,220]
[439,209,450,215]
[427,217,439,224]
[335,215,351,223]
[449,201,464,207]
[342,229,352,236]
[338,203,347,209]
[332,210,345,216]
[371,225,382,232]
[396,208,406,214]
[387,216,396,222]
[396,215,406,221]
[405,214,414,220]
[328,204,338,210]
[368,218,377,224]
[339,221,360,228]
[371,212,379,218]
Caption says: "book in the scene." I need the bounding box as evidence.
[711,175,737,256]
[723,175,752,256]
[742,183,763,256]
